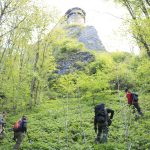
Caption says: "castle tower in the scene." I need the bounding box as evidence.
[54,8,106,74]
[65,7,86,25]
[64,7,106,51]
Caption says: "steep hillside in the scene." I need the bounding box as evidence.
[0,92,150,150]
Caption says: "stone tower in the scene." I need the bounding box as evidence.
[64,7,106,51]
[65,7,86,25]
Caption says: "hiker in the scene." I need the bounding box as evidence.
[0,112,6,139]
[13,115,27,150]
[94,103,114,143]
[125,88,143,116]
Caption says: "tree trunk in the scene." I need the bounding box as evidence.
[29,36,39,108]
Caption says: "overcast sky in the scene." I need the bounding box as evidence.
[38,0,139,53]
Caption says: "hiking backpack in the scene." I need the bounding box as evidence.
[0,116,3,134]
[13,120,23,132]
[95,103,107,123]
[132,93,138,102]
[0,124,3,135]
[0,117,3,125]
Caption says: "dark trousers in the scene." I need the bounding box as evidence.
[13,132,25,150]
[0,125,4,139]
[0,132,5,139]
[96,125,108,143]
[133,102,143,115]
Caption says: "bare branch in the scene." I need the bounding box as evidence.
[0,0,13,23]
[145,0,150,6]
[140,0,149,18]
[0,16,26,38]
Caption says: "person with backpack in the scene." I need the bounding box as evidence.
[125,88,143,116]
[94,103,114,143]
[0,112,6,139]
[13,115,27,150]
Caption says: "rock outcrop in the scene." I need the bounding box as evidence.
[55,52,95,74]
[54,7,105,74]
[64,7,106,51]
[66,25,105,51]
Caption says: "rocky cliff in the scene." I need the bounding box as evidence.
[66,25,106,51]
[53,7,106,74]
[55,51,95,74]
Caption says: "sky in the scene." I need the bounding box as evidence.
[39,0,139,53]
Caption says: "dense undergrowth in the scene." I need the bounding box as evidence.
[0,92,150,150]
[1,51,150,149]
[1,50,150,149]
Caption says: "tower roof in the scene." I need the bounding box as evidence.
[65,7,86,17]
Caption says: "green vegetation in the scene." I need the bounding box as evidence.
[0,0,150,149]
[1,50,150,149]
[115,0,150,57]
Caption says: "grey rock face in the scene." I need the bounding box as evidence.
[55,52,95,74]
[78,26,106,51]
[66,25,106,51]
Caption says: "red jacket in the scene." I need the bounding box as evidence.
[126,92,133,105]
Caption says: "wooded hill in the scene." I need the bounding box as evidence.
[0,0,150,149]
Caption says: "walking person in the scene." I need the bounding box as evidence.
[13,115,27,150]
[94,103,114,143]
[0,111,6,139]
[125,88,143,116]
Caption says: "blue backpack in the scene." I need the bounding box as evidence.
[132,93,138,102]
[0,115,4,125]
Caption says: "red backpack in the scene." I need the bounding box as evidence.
[13,120,22,131]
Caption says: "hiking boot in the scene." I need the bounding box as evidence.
[12,137,16,141]
[95,138,100,144]
[139,112,144,116]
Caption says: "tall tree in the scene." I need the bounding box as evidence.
[115,0,150,57]
[0,1,57,110]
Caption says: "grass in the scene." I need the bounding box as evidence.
[0,93,150,150]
